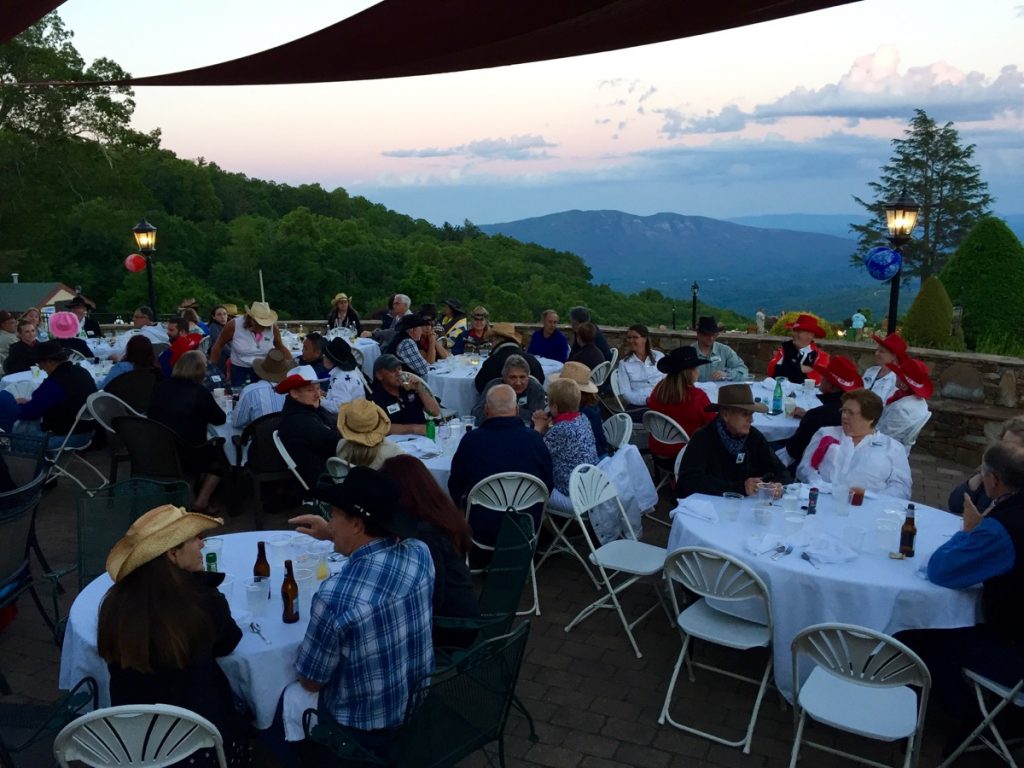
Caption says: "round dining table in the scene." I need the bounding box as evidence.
[667,489,979,700]
[425,355,563,418]
[696,378,820,443]
[58,530,333,730]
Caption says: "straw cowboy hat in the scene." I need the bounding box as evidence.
[870,332,909,362]
[657,346,711,375]
[548,361,598,394]
[245,301,278,327]
[222,303,240,317]
[275,364,327,394]
[786,314,826,339]
[332,292,350,305]
[106,504,223,582]
[337,400,391,447]
[706,384,769,413]
[813,355,863,392]
[307,467,416,538]
[489,322,522,346]
[48,311,80,340]
[251,348,297,383]
[887,358,934,399]
[178,298,199,311]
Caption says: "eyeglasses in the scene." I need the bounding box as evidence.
[839,408,862,417]
[472,315,488,320]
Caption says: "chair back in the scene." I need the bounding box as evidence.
[609,370,628,411]
[589,360,612,387]
[112,415,186,482]
[325,457,351,483]
[568,463,638,541]
[642,410,689,446]
[792,623,930,691]
[902,411,932,455]
[664,547,771,625]
[104,369,159,414]
[602,413,632,450]
[86,391,140,434]
[64,348,89,364]
[53,703,227,768]
[150,342,170,357]
[608,347,619,369]
[0,472,46,589]
[272,430,309,490]
[465,472,548,552]
[476,512,536,637]
[0,431,48,484]
[672,443,688,481]
[236,412,285,473]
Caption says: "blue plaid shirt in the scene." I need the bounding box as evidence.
[295,537,434,731]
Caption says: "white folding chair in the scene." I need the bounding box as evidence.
[938,671,1024,767]
[64,348,89,364]
[902,411,932,456]
[602,413,632,451]
[272,429,310,491]
[608,347,619,369]
[564,464,667,658]
[642,410,689,526]
[45,404,105,490]
[660,547,773,754]
[672,442,688,482]
[465,472,548,616]
[589,360,612,388]
[325,457,351,483]
[54,703,227,767]
[789,623,931,768]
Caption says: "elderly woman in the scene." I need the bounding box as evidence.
[676,384,792,498]
[551,362,608,457]
[876,357,933,449]
[527,309,569,363]
[532,378,598,511]
[797,389,912,498]
[208,301,289,388]
[646,347,714,458]
[451,306,490,355]
[862,332,907,405]
[336,400,406,470]
[98,504,251,766]
[3,318,39,374]
[326,292,362,334]
[948,416,1024,515]
[382,312,433,375]
[615,324,665,406]
[568,322,605,371]
[100,335,161,389]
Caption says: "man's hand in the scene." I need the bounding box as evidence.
[800,365,814,374]
[289,514,331,541]
[962,494,984,532]
[531,409,551,433]
[744,477,763,497]
[404,373,424,391]
[792,407,806,419]
[711,370,728,381]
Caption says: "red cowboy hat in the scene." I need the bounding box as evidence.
[785,313,826,339]
[870,332,908,362]
[274,364,328,394]
[812,355,863,392]
[886,358,933,399]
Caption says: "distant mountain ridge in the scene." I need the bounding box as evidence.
[728,212,1024,243]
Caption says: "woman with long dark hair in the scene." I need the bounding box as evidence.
[100,334,161,389]
[646,347,715,459]
[616,324,665,406]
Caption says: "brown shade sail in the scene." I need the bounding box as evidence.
[1,1,67,45]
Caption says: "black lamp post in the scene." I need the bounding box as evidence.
[131,218,158,315]
[691,281,699,330]
[883,189,920,335]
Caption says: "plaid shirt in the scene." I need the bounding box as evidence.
[295,537,434,731]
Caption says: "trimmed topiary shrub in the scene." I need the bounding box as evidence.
[768,311,836,339]
[902,276,965,351]
[939,217,1024,348]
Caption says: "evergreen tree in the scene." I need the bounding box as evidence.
[901,276,964,351]
[850,110,993,283]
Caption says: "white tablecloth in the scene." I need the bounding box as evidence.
[696,380,819,443]
[667,490,979,700]
[426,355,562,418]
[58,530,326,729]
[351,338,380,380]
[1,362,106,400]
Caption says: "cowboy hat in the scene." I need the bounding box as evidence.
[887,358,934,399]
[106,504,223,582]
[245,301,278,327]
[306,467,416,538]
[489,322,522,346]
[657,346,712,374]
[696,316,720,335]
[870,332,908,361]
[786,313,826,339]
[396,312,432,332]
[442,298,463,314]
[337,400,391,446]
[275,364,328,394]
[706,384,769,413]
[548,361,598,394]
[221,303,240,317]
[323,338,358,371]
[252,348,297,383]
[67,295,92,310]
[33,340,68,363]
[48,311,80,340]
[331,292,350,304]
[178,298,199,310]
[813,355,863,392]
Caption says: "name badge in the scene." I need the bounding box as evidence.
[736,452,745,464]
[518,397,527,406]
[386,403,401,415]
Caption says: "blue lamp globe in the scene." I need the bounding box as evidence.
[865,246,902,281]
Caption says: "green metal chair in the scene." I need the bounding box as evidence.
[306,622,531,768]
[0,471,53,642]
[0,676,97,768]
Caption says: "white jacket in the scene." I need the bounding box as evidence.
[862,365,898,406]
[877,395,930,449]
[615,351,665,406]
[797,426,912,499]
[321,367,366,414]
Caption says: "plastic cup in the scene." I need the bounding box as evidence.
[213,387,225,398]
[784,399,797,417]
[782,487,801,513]
[30,365,41,379]
[202,537,224,571]
[783,514,804,535]
[245,578,269,616]
[850,486,866,507]
[721,492,743,522]
[267,534,292,570]
[832,485,851,517]
[218,575,236,606]
[803,379,816,393]
[462,416,477,433]
[294,568,315,619]
[756,483,776,504]
[875,517,900,553]
[842,525,866,553]
[753,505,773,527]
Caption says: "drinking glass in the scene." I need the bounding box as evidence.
[202,537,224,572]
[721,492,743,522]
[756,482,776,504]
[267,534,292,570]
[245,578,269,616]
[462,416,477,432]
[803,379,816,393]
[218,575,236,606]
[832,484,851,516]
[783,514,804,535]
[295,568,315,619]
[753,505,773,527]
[849,486,866,507]
[875,517,901,553]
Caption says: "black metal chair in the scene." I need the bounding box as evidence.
[104,368,159,414]
[0,432,51,577]
[0,676,97,768]
[232,412,296,526]
[0,472,54,642]
[112,415,188,485]
[85,391,141,483]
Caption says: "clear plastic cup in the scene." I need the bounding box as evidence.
[218,574,235,606]
[842,525,866,553]
[294,568,315,618]
[245,578,269,616]
[462,416,477,433]
[782,486,801,513]
[202,537,224,571]
[267,534,292,570]
[753,505,773,527]
[875,517,900,553]
[721,492,743,522]
[783,514,804,535]
[833,485,851,517]
[756,482,776,504]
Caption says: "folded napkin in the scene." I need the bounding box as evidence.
[745,533,784,555]
[282,680,319,741]
[803,533,858,564]
[671,498,718,524]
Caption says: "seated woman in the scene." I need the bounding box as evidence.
[100,335,161,389]
[147,351,226,512]
[532,378,598,511]
[326,292,362,334]
[646,347,714,459]
[336,400,406,470]
[615,324,665,406]
[552,362,608,457]
[876,357,933,450]
[382,312,433,375]
[798,389,912,498]
[948,416,1024,515]
[49,311,94,360]
[98,504,251,766]
[379,455,480,648]
[451,306,490,355]
[3,319,39,374]
[438,298,468,346]
[568,322,605,371]
[862,332,907,405]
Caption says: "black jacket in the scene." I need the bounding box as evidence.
[474,343,545,393]
[43,361,97,435]
[278,396,339,487]
[784,391,843,468]
[3,341,36,374]
[570,325,613,363]
[415,520,479,648]
[676,419,792,498]
[148,378,226,449]
[981,493,1024,643]
[327,307,361,334]
[58,337,95,360]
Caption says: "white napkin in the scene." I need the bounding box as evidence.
[671,499,718,523]
[745,533,784,555]
[282,680,319,741]
[803,533,858,563]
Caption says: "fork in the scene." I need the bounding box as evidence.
[801,552,820,569]
[249,622,272,644]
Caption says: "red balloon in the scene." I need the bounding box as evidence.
[124,253,146,272]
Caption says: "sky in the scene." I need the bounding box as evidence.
[56,0,1024,226]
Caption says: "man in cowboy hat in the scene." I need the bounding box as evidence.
[780,355,864,469]
[294,468,434,751]
[676,383,792,499]
[382,312,436,375]
[67,294,103,338]
[766,313,830,384]
[877,357,933,450]
[370,354,441,436]
[474,322,544,393]
[276,365,338,487]
[13,340,97,450]
[321,337,366,415]
[471,353,548,426]
[233,348,296,429]
[862,332,908,406]
[692,315,749,383]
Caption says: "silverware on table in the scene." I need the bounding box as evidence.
[760,544,786,557]
[801,552,820,569]
[249,622,272,644]
[772,545,794,561]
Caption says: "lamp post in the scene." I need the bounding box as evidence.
[691,281,699,330]
[131,218,158,315]
[883,189,919,335]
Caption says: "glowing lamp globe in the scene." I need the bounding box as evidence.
[865,246,902,281]
[124,253,147,273]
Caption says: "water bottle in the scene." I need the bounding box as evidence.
[425,416,436,442]
[772,377,784,414]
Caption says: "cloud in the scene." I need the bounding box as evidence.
[382,134,556,161]
[660,47,1024,137]
[596,78,658,135]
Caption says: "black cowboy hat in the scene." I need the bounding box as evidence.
[307,467,416,538]
[323,337,358,372]
[696,316,720,335]
[657,346,712,374]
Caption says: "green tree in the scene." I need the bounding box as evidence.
[901,276,964,351]
[850,109,993,282]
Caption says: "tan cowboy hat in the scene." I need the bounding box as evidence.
[332,292,350,304]
[488,322,522,346]
[245,301,278,327]
[706,384,769,413]
[222,303,240,317]
[548,361,598,394]
[252,348,297,383]
[337,400,391,447]
[106,505,223,582]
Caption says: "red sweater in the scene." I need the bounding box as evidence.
[646,386,714,458]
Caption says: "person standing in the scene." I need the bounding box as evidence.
[850,309,867,341]
[208,301,290,388]
[67,295,104,338]
[755,308,766,335]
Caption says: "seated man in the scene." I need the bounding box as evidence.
[112,306,169,360]
[158,318,202,378]
[68,294,103,338]
[779,355,863,469]
[568,306,613,362]
[766,313,829,384]
[474,323,544,392]
[896,442,1024,754]
[295,331,329,383]
[676,384,792,498]
[232,349,294,429]
[13,341,97,450]
[382,312,434,376]
[862,332,907,406]
[276,365,337,488]
[449,384,553,545]
[295,468,433,754]
[527,309,569,364]
[692,315,749,383]
[320,338,365,415]
[380,293,411,331]
[471,354,547,425]
[948,416,1024,515]
[876,357,932,449]
[369,354,440,436]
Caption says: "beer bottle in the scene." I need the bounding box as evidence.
[254,541,270,579]
[282,560,300,624]
[899,504,917,557]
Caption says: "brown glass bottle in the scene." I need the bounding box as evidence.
[899,504,917,557]
[281,559,299,624]
[254,541,270,579]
